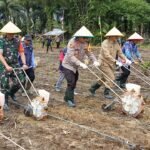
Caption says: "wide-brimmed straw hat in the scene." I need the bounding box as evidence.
[128,32,144,41]
[73,26,94,38]
[0,21,21,33]
[105,27,124,37]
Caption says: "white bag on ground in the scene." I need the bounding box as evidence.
[38,89,50,104]
[31,90,50,120]
[0,92,5,120]
[24,90,50,120]
[126,83,141,95]
[31,96,48,120]
[0,92,5,107]
[121,84,144,117]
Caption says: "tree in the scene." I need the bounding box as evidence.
[0,0,25,26]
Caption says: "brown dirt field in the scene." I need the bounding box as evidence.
[0,43,150,150]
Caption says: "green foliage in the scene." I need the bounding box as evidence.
[141,61,150,69]
[0,0,150,44]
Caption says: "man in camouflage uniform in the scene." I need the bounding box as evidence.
[0,21,28,110]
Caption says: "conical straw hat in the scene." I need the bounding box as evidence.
[105,27,124,37]
[0,21,21,33]
[128,32,143,40]
[73,26,94,38]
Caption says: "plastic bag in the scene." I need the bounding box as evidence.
[38,89,50,104]
[0,92,5,107]
[31,96,48,120]
[0,92,4,120]
[121,91,144,117]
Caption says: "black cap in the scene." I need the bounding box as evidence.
[24,35,32,41]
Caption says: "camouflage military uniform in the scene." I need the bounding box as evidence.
[0,37,25,103]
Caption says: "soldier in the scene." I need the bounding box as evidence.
[62,26,100,107]
[0,21,28,110]
[89,27,126,99]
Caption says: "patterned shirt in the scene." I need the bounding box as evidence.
[0,37,23,73]
[122,41,141,62]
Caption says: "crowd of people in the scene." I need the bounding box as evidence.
[0,21,144,111]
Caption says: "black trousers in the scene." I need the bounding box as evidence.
[63,67,79,101]
[26,68,35,82]
[46,44,53,52]
[25,68,35,89]
[56,42,60,48]
[118,66,130,84]
[63,67,78,90]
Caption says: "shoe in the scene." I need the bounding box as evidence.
[4,104,9,111]
[104,94,113,99]
[74,91,78,95]
[55,88,61,92]
[89,83,101,96]
[104,88,113,99]
[10,94,17,101]
[67,100,76,107]
[89,88,95,96]
[120,83,126,89]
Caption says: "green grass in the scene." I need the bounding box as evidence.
[140,43,150,50]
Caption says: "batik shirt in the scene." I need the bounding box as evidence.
[122,41,141,62]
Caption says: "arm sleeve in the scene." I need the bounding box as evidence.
[123,44,133,61]
[134,46,141,60]
[66,42,81,66]
[101,42,116,63]
[31,52,36,68]
[18,42,24,53]
[117,46,126,60]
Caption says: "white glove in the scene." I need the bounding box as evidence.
[116,61,123,67]
[22,64,29,70]
[93,61,100,67]
[79,63,88,69]
[126,59,132,65]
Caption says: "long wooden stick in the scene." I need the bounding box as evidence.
[48,113,139,149]
[0,132,26,150]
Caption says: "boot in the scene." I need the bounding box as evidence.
[64,89,75,107]
[10,94,17,101]
[104,88,113,99]
[120,83,126,89]
[67,100,76,107]
[89,82,101,96]
[4,94,9,111]
[9,86,19,101]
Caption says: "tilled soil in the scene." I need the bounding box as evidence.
[0,44,150,150]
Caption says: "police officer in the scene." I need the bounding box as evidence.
[89,27,126,99]
[62,26,100,107]
[0,21,28,110]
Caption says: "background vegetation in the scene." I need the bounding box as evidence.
[0,0,150,43]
